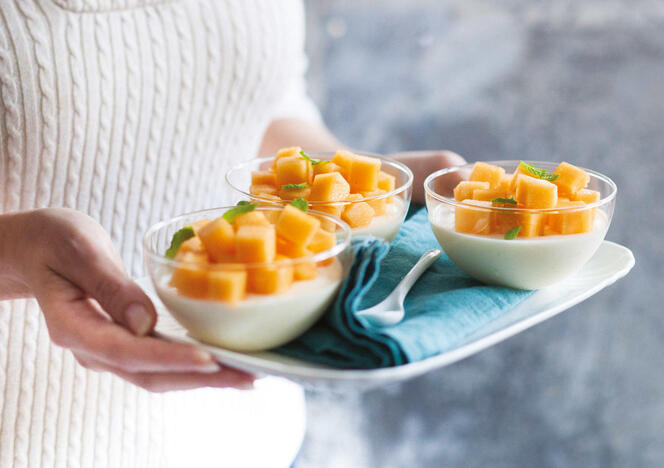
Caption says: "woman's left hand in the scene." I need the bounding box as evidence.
[388,150,466,204]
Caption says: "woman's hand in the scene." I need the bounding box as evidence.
[0,208,254,392]
[388,150,466,203]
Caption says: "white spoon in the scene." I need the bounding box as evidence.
[356,248,442,327]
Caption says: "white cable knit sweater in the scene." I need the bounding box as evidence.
[0,0,320,466]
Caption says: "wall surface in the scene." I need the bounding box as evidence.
[298,1,664,467]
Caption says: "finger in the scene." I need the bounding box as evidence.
[72,352,254,392]
[49,231,157,335]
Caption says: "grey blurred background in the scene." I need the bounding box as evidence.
[298,1,664,467]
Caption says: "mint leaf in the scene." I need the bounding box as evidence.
[520,162,560,181]
[290,198,309,212]
[222,202,257,223]
[236,200,252,206]
[300,150,330,166]
[492,196,517,205]
[281,183,309,190]
[165,226,195,259]
[504,226,522,240]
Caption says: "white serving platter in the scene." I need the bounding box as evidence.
[139,241,634,392]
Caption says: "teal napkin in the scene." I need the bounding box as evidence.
[276,208,534,369]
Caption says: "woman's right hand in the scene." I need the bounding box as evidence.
[0,208,254,392]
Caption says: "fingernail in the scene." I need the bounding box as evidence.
[193,348,221,373]
[125,303,152,336]
[234,381,254,391]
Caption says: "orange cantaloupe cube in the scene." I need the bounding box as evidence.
[234,211,270,229]
[315,204,343,232]
[515,175,558,209]
[207,268,247,304]
[573,188,600,204]
[247,255,294,294]
[294,261,317,281]
[170,252,209,299]
[235,224,276,263]
[342,201,374,228]
[377,171,396,192]
[454,200,492,235]
[251,171,277,186]
[275,156,311,186]
[250,184,278,197]
[198,217,235,262]
[453,181,490,201]
[190,219,211,234]
[271,146,302,171]
[349,155,382,193]
[345,193,363,202]
[331,150,356,178]
[313,162,342,176]
[278,186,311,201]
[553,162,590,197]
[498,173,513,193]
[510,163,534,191]
[276,236,312,258]
[178,235,205,255]
[473,188,509,202]
[309,172,351,202]
[307,228,336,253]
[491,211,543,238]
[547,200,594,234]
[469,162,505,189]
[257,194,283,207]
[276,205,321,246]
[361,190,388,215]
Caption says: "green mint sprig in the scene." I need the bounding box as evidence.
[281,183,309,190]
[165,226,195,259]
[520,162,559,181]
[290,198,309,212]
[222,201,257,223]
[300,150,330,166]
[491,196,517,205]
[504,226,522,240]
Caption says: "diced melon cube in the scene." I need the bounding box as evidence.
[310,172,350,202]
[190,219,211,234]
[257,194,284,207]
[349,155,382,192]
[331,150,356,178]
[198,217,235,262]
[294,261,317,281]
[234,211,270,229]
[342,202,374,228]
[361,190,387,215]
[473,188,509,202]
[307,228,336,253]
[469,162,505,189]
[573,188,600,204]
[553,162,590,196]
[377,171,396,192]
[510,163,534,191]
[247,255,294,294]
[498,173,513,193]
[276,236,312,258]
[453,181,490,201]
[454,200,492,235]
[207,268,247,304]
[271,146,302,171]
[235,225,276,263]
[491,211,543,238]
[170,252,209,299]
[178,235,205,255]
[250,184,278,197]
[251,171,277,186]
[278,186,311,201]
[275,156,310,186]
[345,193,363,202]
[276,205,321,246]
[547,200,594,234]
[515,175,558,209]
[316,204,343,232]
[313,162,342,176]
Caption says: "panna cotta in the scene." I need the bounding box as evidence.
[154,259,343,351]
[429,204,609,289]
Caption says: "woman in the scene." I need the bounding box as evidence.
[0,0,464,466]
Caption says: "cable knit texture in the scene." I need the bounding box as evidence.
[0,0,319,466]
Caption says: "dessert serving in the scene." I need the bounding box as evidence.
[225,147,413,241]
[425,161,617,289]
[143,203,353,351]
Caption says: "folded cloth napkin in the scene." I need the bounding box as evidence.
[277,208,534,369]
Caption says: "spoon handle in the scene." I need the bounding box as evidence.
[394,249,441,303]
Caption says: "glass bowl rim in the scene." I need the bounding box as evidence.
[225,151,414,207]
[424,160,617,213]
[142,205,353,269]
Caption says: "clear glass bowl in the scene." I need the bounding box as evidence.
[424,161,617,289]
[225,152,413,241]
[143,205,353,351]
